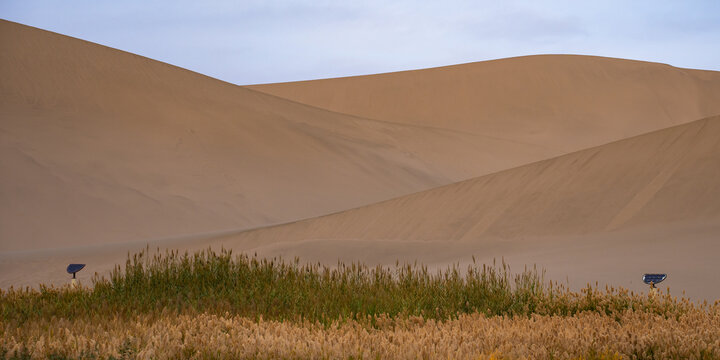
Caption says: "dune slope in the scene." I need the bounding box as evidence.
[0,20,557,251]
[212,115,720,244]
[207,115,720,299]
[250,55,720,152]
[4,116,718,298]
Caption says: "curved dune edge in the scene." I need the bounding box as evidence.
[208,114,720,300]
[0,19,556,252]
[249,54,720,152]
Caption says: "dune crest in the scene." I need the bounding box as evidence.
[0,20,554,251]
[250,55,720,151]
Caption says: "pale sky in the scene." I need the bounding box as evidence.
[2,0,719,84]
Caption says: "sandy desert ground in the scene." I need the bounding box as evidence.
[2,19,720,301]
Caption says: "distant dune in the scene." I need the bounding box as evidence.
[250,55,720,151]
[2,19,720,299]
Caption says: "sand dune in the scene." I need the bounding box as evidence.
[0,20,558,251]
[4,116,719,299]
[225,116,720,242]
[5,19,719,254]
[199,115,720,299]
[2,20,720,300]
[250,55,720,152]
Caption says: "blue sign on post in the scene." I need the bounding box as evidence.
[642,273,666,286]
[67,264,86,279]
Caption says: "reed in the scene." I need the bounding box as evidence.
[2,248,717,359]
[1,248,553,324]
[3,309,719,359]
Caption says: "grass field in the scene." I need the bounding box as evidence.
[2,248,719,359]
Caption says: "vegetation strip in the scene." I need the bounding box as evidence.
[2,249,719,359]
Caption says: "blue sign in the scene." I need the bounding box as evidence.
[66,264,86,275]
[642,273,666,285]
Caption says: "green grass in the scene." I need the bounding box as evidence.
[0,248,695,325]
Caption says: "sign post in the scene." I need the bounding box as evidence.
[67,264,86,288]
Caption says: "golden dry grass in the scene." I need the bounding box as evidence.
[3,307,720,359]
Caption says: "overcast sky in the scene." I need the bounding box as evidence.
[2,0,719,84]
